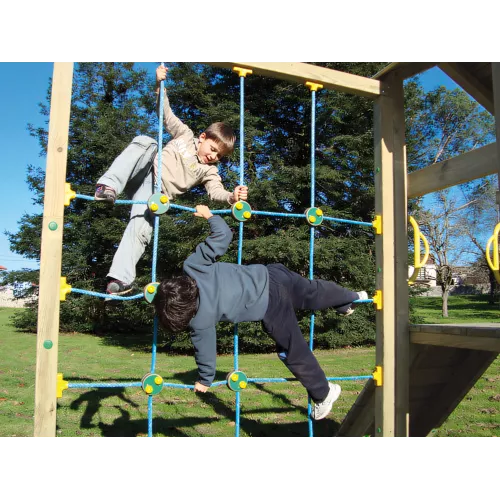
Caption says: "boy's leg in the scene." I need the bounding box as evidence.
[262,278,330,402]
[97,136,158,196]
[107,170,155,286]
[267,263,359,312]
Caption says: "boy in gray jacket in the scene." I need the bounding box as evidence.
[154,205,368,421]
[95,65,247,296]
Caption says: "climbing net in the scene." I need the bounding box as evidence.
[59,65,375,437]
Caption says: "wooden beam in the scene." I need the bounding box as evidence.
[373,77,397,437]
[407,142,497,198]
[206,62,381,99]
[372,62,437,81]
[439,63,494,114]
[34,63,73,437]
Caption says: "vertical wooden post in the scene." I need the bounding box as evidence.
[373,77,396,436]
[391,72,410,436]
[34,63,73,437]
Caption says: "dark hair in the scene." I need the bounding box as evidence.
[154,276,199,332]
[204,122,236,156]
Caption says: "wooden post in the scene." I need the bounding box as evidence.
[34,63,73,437]
[390,72,410,437]
[373,76,396,436]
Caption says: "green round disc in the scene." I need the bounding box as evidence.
[43,340,53,349]
[141,373,164,395]
[231,201,252,222]
[148,193,170,216]
[226,371,248,392]
[305,207,324,227]
[143,283,159,304]
[48,222,58,231]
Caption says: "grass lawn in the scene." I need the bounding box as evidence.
[412,294,500,324]
[1,306,498,437]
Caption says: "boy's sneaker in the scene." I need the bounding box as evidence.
[336,291,368,316]
[105,279,136,301]
[311,383,341,420]
[94,184,117,204]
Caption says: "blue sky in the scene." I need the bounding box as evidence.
[0,63,460,272]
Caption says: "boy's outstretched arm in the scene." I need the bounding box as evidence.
[155,65,191,140]
[183,205,233,269]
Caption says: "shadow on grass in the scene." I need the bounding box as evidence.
[64,372,342,437]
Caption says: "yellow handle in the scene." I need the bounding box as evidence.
[408,216,430,284]
[486,223,500,284]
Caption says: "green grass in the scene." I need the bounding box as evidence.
[412,294,500,324]
[1,307,498,437]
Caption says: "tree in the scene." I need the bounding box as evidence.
[405,83,496,316]
[5,62,389,351]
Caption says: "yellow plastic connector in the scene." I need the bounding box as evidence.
[373,290,382,310]
[160,195,168,204]
[372,215,382,235]
[243,211,251,219]
[56,373,69,398]
[150,203,159,212]
[147,285,155,294]
[60,277,72,301]
[372,366,383,387]
[145,385,153,394]
[233,66,253,78]
[231,373,239,382]
[64,183,76,207]
[239,381,247,389]
[155,376,163,385]
[235,202,243,210]
[305,81,323,92]
[315,209,323,216]
[309,216,316,223]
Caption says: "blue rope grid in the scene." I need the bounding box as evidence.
[66,68,374,437]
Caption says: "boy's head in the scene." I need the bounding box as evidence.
[197,122,235,164]
[154,276,199,333]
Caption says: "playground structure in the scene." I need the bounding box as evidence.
[34,62,500,437]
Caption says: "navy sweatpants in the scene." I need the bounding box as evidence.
[262,264,358,402]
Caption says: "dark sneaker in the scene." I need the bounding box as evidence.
[336,291,368,316]
[94,184,117,204]
[105,279,136,301]
[311,383,341,420]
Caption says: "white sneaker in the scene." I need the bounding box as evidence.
[336,291,368,316]
[311,383,341,420]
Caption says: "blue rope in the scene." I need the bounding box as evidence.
[71,288,143,301]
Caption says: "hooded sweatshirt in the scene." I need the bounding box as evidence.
[183,216,270,386]
[154,91,234,204]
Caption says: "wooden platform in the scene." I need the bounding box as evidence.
[336,324,499,437]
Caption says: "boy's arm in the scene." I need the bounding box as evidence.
[190,327,217,389]
[155,66,192,140]
[183,207,233,268]
[202,168,249,205]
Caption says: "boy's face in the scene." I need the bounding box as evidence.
[197,133,223,164]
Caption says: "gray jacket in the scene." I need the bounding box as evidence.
[183,216,270,386]
[154,91,234,204]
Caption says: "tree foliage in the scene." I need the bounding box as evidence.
[5,62,397,351]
